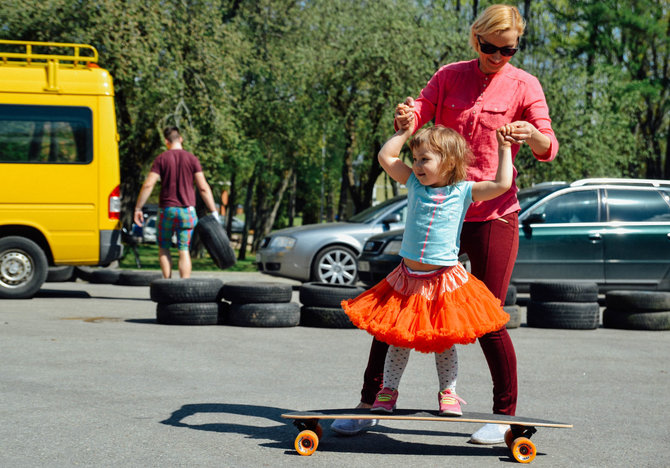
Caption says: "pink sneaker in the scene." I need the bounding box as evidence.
[371,387,398,413]
[438,389,466,416]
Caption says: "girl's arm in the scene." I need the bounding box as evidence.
[471,125,514,202]
[378,127,413,185]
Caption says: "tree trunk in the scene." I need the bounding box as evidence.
[238,166,257,261]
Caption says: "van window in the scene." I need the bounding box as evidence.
[0,104,92,164]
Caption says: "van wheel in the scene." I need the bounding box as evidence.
[0,236,48,299]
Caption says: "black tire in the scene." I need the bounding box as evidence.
[117,270,163,286]
[602,308,670,331]
[504,305,521,329]
[310,245,358,285]
[150,278,224,304]
[505,285,517,306]
[156,302,220,325]
[300,306,356,328]
[46,266,75,282]
[299,282,366,308]
[605,290,670,312]
[221,281,293,303]
[526,301,600,329]
[0,236,49,299]
[227,302,300,327]
[530,281,598,303]
[194,215,236,269]
[89,269,121,284]
[74,266,94,282]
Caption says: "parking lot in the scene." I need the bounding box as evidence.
[1,271,669,467]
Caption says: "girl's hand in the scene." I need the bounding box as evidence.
[504,121,538,145]
[496,124,513,148]
[394,96,415,131]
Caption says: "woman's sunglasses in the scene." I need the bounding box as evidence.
[477,36,518,57]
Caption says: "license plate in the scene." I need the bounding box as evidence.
[358,261,370,272]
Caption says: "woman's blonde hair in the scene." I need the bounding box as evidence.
[409,126,471,186]
[469,4,526,54]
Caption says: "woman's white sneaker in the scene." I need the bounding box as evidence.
[469,423,510,444]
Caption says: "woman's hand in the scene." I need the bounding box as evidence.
[503,120,537,145]
[394,96,415,131]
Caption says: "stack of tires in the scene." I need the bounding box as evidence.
[503,284,521,329]
[221,281,299,327]
[299,283,365,328]
[603,291,670,331]
[150,278,224,325]
[527,281,600,330]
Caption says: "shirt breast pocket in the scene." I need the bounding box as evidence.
[440,98,471,129]
[479,102,510,130]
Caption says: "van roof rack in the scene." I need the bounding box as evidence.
[0,39,98,67]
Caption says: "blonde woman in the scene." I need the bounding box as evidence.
[333,4,558,444]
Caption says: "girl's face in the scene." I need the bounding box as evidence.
[412,145,451,188]
[477,29,519,75]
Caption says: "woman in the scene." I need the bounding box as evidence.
[332,4,558,444]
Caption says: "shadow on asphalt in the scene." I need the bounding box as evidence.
[159,403,520,460]
[36,289,91,298]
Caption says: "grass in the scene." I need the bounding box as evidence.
[119,242,258,272]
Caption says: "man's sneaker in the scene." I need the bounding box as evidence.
[371,387,398,413]
[330,417,377,436]
[469,423,510,444]
[438,389,466,416]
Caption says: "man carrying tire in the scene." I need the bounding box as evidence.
[134,126,219,279]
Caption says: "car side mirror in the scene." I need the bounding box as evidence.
[382,213,401,225]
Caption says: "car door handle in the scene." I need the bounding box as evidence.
[589,233,602,242]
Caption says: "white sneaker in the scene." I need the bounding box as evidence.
[469,423,510,444]
[330,417,377,436]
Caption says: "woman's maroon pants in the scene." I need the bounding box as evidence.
[359,212,519,415]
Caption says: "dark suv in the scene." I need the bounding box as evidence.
[357,179,670,292]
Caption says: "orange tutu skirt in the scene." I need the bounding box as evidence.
[342,262,509,353]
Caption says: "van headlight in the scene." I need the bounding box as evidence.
[269,236,296,250]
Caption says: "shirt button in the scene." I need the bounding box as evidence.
[472,110,476,114]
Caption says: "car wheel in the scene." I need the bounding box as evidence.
[300,305,356,328]
[150,278,224,304]
[310,245,358,285]
[227,302,300,327]
[0,236,48,299]
[299,282,366,308]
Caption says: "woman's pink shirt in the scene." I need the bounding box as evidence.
[412,59,559,222]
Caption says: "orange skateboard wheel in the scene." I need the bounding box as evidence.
[511,437,536,463]
[294,430,319,456]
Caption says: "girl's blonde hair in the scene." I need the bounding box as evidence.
[409,126,471,186]
[469,4,526,54]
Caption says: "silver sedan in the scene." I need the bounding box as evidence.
[256,195,407,284]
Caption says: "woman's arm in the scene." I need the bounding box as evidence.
[471,125,514,202]
[378,128,413,185]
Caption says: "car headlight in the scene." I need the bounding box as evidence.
[383,240,403,255]
[269,236,296,249]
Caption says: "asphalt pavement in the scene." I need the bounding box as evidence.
[1,271,669,467]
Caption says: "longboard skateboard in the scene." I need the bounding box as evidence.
[282,408,572,463]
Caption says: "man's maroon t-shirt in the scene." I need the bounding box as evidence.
[150,149,203,208]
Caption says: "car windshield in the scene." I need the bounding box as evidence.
[518,185,567,212]
[347,196,405,223]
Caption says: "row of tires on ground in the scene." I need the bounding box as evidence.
[47,266,162,286]
[518,281,670,331]
[151,279,367,327]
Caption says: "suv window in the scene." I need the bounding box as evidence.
[0,104,93,164]
[607,188,670,222]
[536,189,599,224]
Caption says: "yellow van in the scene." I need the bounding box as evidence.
[0,40,122,298]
